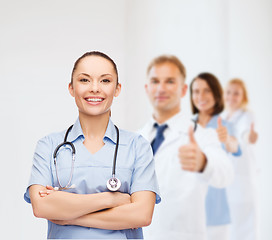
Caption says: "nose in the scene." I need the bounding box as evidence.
[198,91,205,100]
[157,82,166,93]
[90,80,100,93]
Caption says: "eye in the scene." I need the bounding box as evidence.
[101,79,111,83]
[151,79,159,84]
[79,78,89,82]
[166,79,175,84]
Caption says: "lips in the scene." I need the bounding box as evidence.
[198,101,208,106]
[84,97,104,104]
[85,97,104,102]
[155,96,169,101]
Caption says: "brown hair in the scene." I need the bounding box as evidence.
[227,78,249,109]
[71,51,118,84]
[190,72,224,115]
[146,54,186,79]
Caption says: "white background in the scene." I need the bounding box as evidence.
[0,0,271,239]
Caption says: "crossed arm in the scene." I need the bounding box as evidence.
[29,184,156,229]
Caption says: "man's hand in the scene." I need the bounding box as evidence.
[178,126,207,172]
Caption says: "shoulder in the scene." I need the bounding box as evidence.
[235,110,254,128]
[36,129,66,150]
[119,128,150,146]
[220,118,234,131]
[241,109,254,121]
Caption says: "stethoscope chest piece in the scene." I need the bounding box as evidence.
[107,176,121,191]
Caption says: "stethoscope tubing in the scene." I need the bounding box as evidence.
[53,124,120,191]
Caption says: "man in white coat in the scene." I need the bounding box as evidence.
[139,55,234,240]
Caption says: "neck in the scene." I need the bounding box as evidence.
[197,112,212,127]
[78,111,110,140]
[153,106,180,124]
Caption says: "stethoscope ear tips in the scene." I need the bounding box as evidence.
[107,177,121,191]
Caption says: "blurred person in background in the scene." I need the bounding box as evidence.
[222,78,259,240]
[190,72,241,240]
[139,55,234,240]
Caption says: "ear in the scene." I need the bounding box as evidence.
[181,83,188,98]
[114,83,121,97]
[145,83,149,94]
[68,83,74,97]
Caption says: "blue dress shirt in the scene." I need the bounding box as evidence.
[24,117,161,239]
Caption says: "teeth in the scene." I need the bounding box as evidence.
[86,98,103,102]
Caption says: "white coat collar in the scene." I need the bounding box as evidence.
[142,111,194,137]
[221,109,245,122]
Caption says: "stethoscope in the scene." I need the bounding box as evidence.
[53,124,121,192]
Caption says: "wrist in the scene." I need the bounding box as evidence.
[103,192,114,209]
[199,152,207,172]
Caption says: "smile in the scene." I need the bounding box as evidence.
[85,98,104,102]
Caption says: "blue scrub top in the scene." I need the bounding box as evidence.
[24,118,161,239]
[194,114,241,226]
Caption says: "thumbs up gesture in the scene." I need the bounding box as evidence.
[249,123,258,144]
[216,117,228,143]
[178,126,207,172]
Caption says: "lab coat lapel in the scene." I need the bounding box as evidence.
[158,129,182,151]
[155,112,192,153]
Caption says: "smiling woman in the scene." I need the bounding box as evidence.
[69,53,121,121]
[24,51,161,239]
[190,73,241,240]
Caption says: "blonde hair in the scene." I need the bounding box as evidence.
[227,78,249,110]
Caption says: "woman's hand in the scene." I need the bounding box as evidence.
[216,117,239,153]
[216,117,228,143]
[39,185,55,197]
[111,192,131,207]
[248,123,258,144]
[39,186,131,207]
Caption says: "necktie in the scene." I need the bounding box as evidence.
[151,123,168,155]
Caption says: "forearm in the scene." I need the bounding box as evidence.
[68,192,156,230]
[201,147,234,188]
[30,185,115,220]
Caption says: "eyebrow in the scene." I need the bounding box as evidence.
[101,74,113,77]
[150,77,176,81]
[76,73,113,78]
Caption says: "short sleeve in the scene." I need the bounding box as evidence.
[24,136,53,203]
[224,120,234,137]
[130,135,161,204]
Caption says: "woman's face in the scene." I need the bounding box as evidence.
[69,56,121,117]
[224,83,244,110]
[192,78,215,115]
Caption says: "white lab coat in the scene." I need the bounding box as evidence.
[139,112,234,240]
[221,109,260,240]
